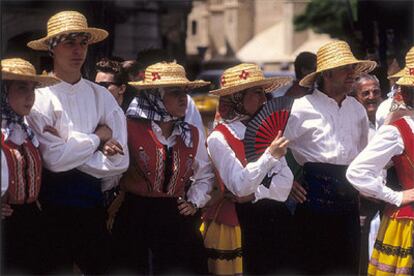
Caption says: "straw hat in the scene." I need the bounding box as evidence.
[27,11,108,51]
[2,58,59,87]
[299,40,377,87]
[395,61,414,87]
[388,46,414,80]
[209,63,292,96]
[129,62,210,89]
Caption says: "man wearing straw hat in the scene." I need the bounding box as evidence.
[284,40,376,274]
[26,11,129,274]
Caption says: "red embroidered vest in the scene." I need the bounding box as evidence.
[1,137,42,204]
[121,119,199,198]
[385,118,414,219]
[203,124,245,226]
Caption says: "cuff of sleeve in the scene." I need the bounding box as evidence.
[89,134,101,150]
[395,191,403,207]
[253,186,267,202]
[260,149,280,171]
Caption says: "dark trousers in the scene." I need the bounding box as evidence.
[110,193,207,275]
[295,162,361,275]
[41,203,110,275]
[1,202,46,275]
[236,199,294,275]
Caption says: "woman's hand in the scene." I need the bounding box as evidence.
[43,125,60,137]
[289,181,307,203]
[177,197,198,216]
[102,139,124,156]
[268,130,289,159]
[401,188,414,205]
[1,203,13,219]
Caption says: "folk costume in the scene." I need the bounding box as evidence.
[284,40,376,274]
[26,11,129,274]
[111,62,214,275]
[207,63,294,275]
[1,58,59,274]
[347,65,414,276]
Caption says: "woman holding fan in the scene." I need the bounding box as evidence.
[206,63,294,275]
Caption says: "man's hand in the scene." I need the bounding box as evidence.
[102,139,124,156]
[289,181,307,203]
[1,203,13,219]
[95,124,112,144]
[177,197,197,216]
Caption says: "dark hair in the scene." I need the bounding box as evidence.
[294,52,317,80]
[95,57,128,85]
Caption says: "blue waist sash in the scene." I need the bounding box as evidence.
[302,162,358,213]
[40,169,102,208]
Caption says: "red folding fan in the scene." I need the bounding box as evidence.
[244,96,294,163]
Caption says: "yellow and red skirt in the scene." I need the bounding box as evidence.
[369,216,413,276]
[201,221,243,275]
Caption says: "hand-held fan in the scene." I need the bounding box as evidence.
[244,96,294,163]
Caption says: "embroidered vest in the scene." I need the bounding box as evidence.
[1,137,42,204]
[122,119,199,198]
[203,124,244,226]
[385,118,414,219]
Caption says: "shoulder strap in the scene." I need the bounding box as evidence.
[214,124,247,167]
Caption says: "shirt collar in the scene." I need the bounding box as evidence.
[224,121,246,140]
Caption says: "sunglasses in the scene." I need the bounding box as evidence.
[96,81,121,89]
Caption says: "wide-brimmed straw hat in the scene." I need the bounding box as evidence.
[388,46,414,80]
[129,62,210,89]
[1,58,59,87]
[209,63,292,96]
[299,40,377,87]
[396,60,414,87]
[27,11,108,51]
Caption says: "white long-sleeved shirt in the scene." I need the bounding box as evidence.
[375,97,393,129]
[284,89,369,166]
[346,116,414,207]
[150,121,214,208]
[1,122,39,196]
[207,121,293,201]
[26,78,129,179]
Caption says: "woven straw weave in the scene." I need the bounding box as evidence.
[299,40,376,87]
[389,47,414,80]
[27,11,108,51]
[209,63,291,96]
[396,60,414,86]
[1,58,59,87]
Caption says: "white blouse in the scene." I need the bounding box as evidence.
[375,97,393,129]
[207,121,293,202]
[26,78,129,179]
[284,89,369,166]
[346,116,414,207]
[150,121,214,208]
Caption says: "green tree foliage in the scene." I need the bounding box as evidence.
[294,0,357,40]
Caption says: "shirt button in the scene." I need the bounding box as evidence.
[180,177,184,182]
[138,146,144,151]
[147,172,151,176]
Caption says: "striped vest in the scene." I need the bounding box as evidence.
[2,137,42,204]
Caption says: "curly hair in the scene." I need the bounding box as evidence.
[96,57,128,85]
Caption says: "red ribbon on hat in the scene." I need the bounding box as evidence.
[409,68,414,76]
[152,72,161,81]
[239,70,249,80]
[220,75,226,86]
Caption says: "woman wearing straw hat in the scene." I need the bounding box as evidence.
[347,64,414,275]
[283,40,377,274]
[206,63,294,275]
[1,58,59,274]
[110,62,214,274]
[26,11,129,274]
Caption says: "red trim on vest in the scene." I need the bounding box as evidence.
[1,136,42,204]
[203,124,245,226]
[123,119,199,198]
[385,118,414,219]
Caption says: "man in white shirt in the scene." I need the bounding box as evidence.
[284,40,375,275]
[26,11,129,274]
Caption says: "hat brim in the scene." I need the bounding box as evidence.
[128,80,210,90]
[209,77,292,96]
[396,76,414,87]
[27,28,108,51]
[2,71,60,87]
[299,60,377,87]
[388,67,405,80]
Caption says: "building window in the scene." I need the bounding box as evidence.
[191,20,197,35]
